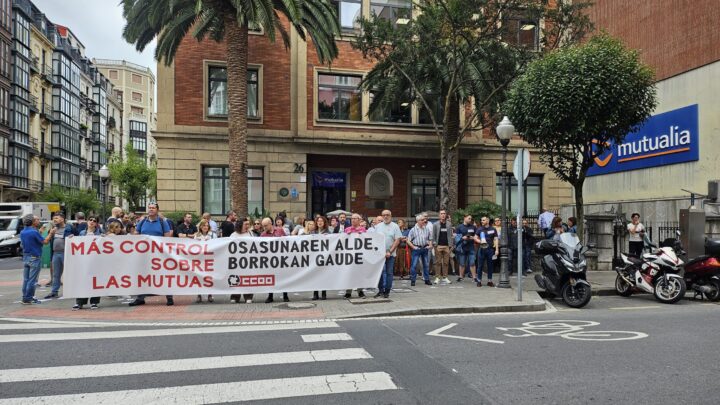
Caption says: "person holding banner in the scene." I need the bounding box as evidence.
[312,216,330,301]
[194,220,216,303]
[344,214,367,299]
[230,219,255,304]
[373,210,402,299]
[129,202,175,307]
[261,218,290,303]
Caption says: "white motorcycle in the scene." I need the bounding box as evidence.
[615,235,686,304]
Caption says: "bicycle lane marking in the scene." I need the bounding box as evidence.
[426,323,505,344]
[496,320,648,341]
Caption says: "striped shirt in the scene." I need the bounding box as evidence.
[408,224,432,248]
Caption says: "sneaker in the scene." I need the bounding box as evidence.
[442,277,451,284]
[433,277,440,285]
[424,280,432,286]
[31,298,42,304]
[374,292,383,298]
[477,280,482,287]
[90,304,98,310]
[410,281,416,287]
[44,293,58,299]
[487,281,495,287]
[21,300,32,305]
[128,299,145,307]
[358,291,366,298]
[245,299,253,304]
[344,292,351,299]
[527,269,533,274]
[265,296,274,303]
[383,293,390,299]
[72,304,81,311]
[456,277,463,282]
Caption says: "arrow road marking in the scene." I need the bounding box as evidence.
[426,323,505,344]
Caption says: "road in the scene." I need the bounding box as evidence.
[0,257,21,271]
[1,295,718,404]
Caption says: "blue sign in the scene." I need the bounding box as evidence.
[312,172,346,188]
[587,104,699,176]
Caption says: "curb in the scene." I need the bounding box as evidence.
[337,302,547,319]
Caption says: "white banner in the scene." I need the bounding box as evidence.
[62,233,385,298]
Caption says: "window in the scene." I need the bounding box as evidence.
[108,70,118,79]
[129,120,147,156]
[114,89,123,101]
[207,66,259,118]
[0,136,7,174]
[132,91,143,102]
[495,174,542,214]
[410,174,439,215]
[202,166,265,216]
[0,87,8,125]
[418,96,445,125]
[369,90,411,123]
[0,38,10,79]
[371,0,412,26]
[503,15,539,51]
[317,73,362,121]
[332,0,362,31]
[131,106,144,115]
[132,73,142,84]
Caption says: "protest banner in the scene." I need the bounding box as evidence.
[62,233,385,297]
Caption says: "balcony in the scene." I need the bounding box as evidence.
[129,112,147,121]
[29,95,39,114]
[28,137,39,154]
[40,103,56,122]
[30,56,39,74]
[107,142,115,153]
[42,64,55,85]
[39,142,58,160]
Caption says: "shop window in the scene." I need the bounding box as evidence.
[495,174,542,214]
[317,73,362,121]
[202,166,264,216]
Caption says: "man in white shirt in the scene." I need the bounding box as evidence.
[538,209,555,237]
[373,210,402,298]
[627,213,645,256]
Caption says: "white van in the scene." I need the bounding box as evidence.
[0,202,60,256]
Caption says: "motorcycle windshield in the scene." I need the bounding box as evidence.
[559,233,580,251]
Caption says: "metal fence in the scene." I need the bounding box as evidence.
[644,221,680,244]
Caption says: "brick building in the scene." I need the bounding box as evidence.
[577,0,720,222]
[155,2,573,219]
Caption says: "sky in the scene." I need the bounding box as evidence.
[33,0,158,82]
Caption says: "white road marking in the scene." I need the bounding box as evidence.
[301,333,354,343]
[0,323,115,331]
[0,372,398,404]
[426,323,504,344]
[0,321,340,343]
[0,317,330,327]
[0,348,372,383]
[609,305,662,310]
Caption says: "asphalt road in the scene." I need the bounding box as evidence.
[0,256,21,271]
[1,295,719,404]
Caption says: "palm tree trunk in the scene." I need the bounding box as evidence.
[225,16,249,216]
[439,97,459,213]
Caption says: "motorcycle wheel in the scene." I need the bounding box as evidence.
[561,282,592,308]
[653,276,686,304]
[615,274,633,297]
[705,279,720,301]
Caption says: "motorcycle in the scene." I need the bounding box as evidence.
[615,233,686,304]
[682,238,720,301]
[534,233,592,308]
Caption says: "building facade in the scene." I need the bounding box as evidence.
[0,0,10,187]
[94,59,156,163]
[576,0,720,222]
[155,1,573,218]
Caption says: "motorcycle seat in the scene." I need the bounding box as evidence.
[685,255,710,267]
[625,255,644,265]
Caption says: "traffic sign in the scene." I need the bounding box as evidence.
[513,148,531,182]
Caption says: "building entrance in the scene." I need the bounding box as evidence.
[311,171,347,216]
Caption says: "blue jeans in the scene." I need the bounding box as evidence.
[477,247,495,281]
[378,256,396,294]
[410,248,430,282]
[51,252,64,295]
[22,256,42,302]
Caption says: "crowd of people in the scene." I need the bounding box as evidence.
[18,203,585,310]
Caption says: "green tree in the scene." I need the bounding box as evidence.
[353,0,592,213]
[452,200,502,225]
[121,0,340,216]
[35,186,99,218]
[504,34,657,238]
[108,143,157,212]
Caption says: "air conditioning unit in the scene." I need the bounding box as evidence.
[709,180,720,201]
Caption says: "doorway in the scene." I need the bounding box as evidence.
[311,171,348,216]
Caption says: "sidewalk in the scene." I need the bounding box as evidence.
[0,266,550,323]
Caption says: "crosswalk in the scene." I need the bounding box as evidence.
[0,319,400,403]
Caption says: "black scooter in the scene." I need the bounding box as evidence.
[534,233,592,308]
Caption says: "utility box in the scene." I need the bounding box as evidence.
[680,208,705,258]
[709,180,720,201]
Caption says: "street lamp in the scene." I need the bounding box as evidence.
[496,116,514,289]
[98,165,110,227]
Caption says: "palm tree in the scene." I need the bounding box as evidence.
[121,0,340,215]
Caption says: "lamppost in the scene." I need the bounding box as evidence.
[496,116,514,289]
[98,165,110,227]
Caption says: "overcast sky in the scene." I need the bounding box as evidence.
[33,0,158,79]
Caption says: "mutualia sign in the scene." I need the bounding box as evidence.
[587,104,699,176]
